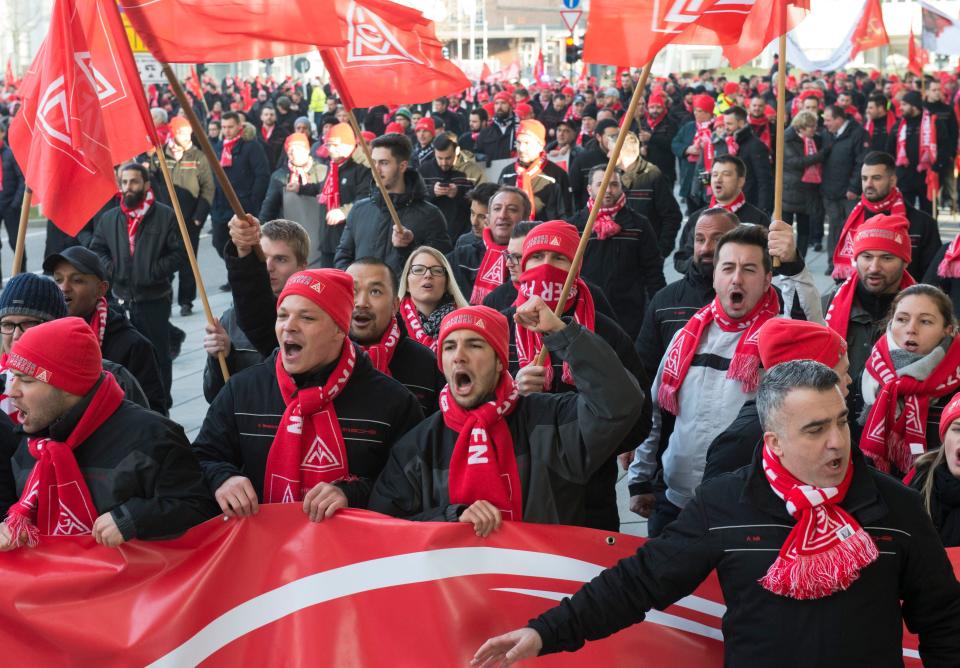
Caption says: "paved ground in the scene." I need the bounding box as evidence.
[7,209,958,538]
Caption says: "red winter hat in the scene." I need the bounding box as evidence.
[693,94,715,113]
[521,220,580,270]
[493,91,513,105]
[561,85,574,96]
[3,317,102,396]
[169,116,191,134]
[647,92,666,107]
[277,269,355,334]
[515,103,534,120]
[361,130,376,143]
[939,393,960,442]
[723,81,739,96]
[326,122,356,146]
[284,132,310,151]
[757,319,847,370]
[415,116,436,133]
[517,119,546,145]
[437,306,509,371]
[852,214,912,265]
[385,121,404,135]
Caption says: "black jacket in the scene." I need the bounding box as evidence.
[334,170,451,277]
[673,202,771,274]
[923,243,960,317]
[781,126,826,215]
[909,459,960,548]
[0,143,25,213]
[637,115,678,184]
[0,411,21,516]
[448,231,488,300]
[713,126,773,212]
[368,323,644,526]
[568,206,666,339]
[90,202,186,302]
[10,383,219,540]
[210,138,271,228]
[418,160,475,242]
[568,147,608,210]
[258,161,324,223]
[529,450,960,667]
[202,305,264,403]
[702,399,762,483]
[100,306,167,414]
[925,100,958,162]
[866,115,895,154]
[822,120,867,200]
[192,347,424,509]
[498,159,572,221]
[258,125,290,169]
[885,115,934,196]
[475,116,518,162]
[618,158,684,257]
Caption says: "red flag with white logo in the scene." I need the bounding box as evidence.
[8,0,119,235]
[909,27,929,77]
[319,0,470,110]
[117,0,345,63]
[850,0,889,60]
[720,0,810,69]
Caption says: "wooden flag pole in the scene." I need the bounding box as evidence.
[344,109,406,234]
[531,61,652,366]
[771,30,788,269]
[161,63,264,261]
[11,189,31,278]
[154,142,230,382]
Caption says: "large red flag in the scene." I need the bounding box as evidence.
[320,0,469,110]
[908,27,929,77]
[720,0,811,69]
[117,0,345,63]
[850,0,889,60]
[8,0,119,235]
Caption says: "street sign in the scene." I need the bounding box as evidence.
[562,0,580,9]
[294,57,311,74]
[560,9,582,33]
[134,53,164,84]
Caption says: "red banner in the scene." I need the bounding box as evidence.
[0,506,948,665]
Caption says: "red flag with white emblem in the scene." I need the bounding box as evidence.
[8,0,119,235]
[319,0,469,110]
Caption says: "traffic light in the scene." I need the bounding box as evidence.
[564,36,582,64]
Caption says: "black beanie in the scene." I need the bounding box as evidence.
[0,273,68,322]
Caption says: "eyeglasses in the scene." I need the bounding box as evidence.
[0,319,43,335]
[409,264,446,277]
[502,251,523,266]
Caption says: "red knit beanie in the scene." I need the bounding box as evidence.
[385,121,404,135]
[852,214,912,265]
[493,91,513,105]
[326,122,356,146]
[757,319,847,370]
[521,220,580,270]
[277,269,355,334]
[515,103,534,120]
[284,132,310,151]
[517,119,546,144]
[169,116,191,134]
[437,306,509,371]
[2,317,102,396]
[692,94,715,113]
[415,117,436,133]
[647,92,666,107]
[939,393,960,442]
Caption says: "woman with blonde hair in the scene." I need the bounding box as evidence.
[909,393,960,546]
[397,246,468,351]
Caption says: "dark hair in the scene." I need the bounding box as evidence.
[888,284,957,330]
[824,104,847,120]
[432,134,457,152]
[208,119,221,129]
[371,132,412,162]
[511,221,539,239]
[757,361,840,432]
[221,111,240,123]
[467,182,499,206]
[714,224,772,273]
[723,105,747,123]
[490,186,532,220]
[470,108,488,123]
[696,207,740,228]
[867,93,888,108]
[713,154,746,178]
[118,162,149,182]
[349,256,399,295]
[862,150,896,174]
[587,163,621,184]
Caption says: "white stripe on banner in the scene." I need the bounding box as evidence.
[784,0,866,72]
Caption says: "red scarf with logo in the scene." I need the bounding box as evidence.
[759,445,879,600]
[219,135,241,167]
[587,192,626,240]
[709,190,746,213]
[441,370,522,520]
[748,115,771,151]
[658,286,779,416]
[263,343,356,503]
[470,227,508,305]
[287,157,315,187]
[801,136,822,184]
[724,132,739,156]
[4,373,124,546]
[86,297,109,347]
[937,234,960,278]
[513,264,595,388]
[120,189,155,256]
[896,110,937,171]
[320,156,350,211]
[691,120,714,167]
[362,318,401,376]
[861,332,960,474]
[830,187,907,279]
[515,154,547,220]
[399,296,436,352]
[865,113,895,139]
[824,272,915,340]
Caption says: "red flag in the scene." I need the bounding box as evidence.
[117,0,346,63]
[720,0,811,69]
[319,0,469,110]
[908,27,929,77]
[187,66,203,101]
[4,59,16,89]
[533,50,545,82]
[850,0,889,60]
[8,0,119,235]
[480,62,492,83]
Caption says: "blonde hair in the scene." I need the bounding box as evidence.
[397,246,469,307]
[791,110,819,130]
[914,446,947,519]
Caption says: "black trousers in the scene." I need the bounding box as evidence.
[647,490,683,538]
[128,296,173,410]
[177,220,203,306]
[784,211,812,258]
[1,206,25,276]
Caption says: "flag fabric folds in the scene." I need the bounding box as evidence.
[720,0,811,69]
[850,0,889,60]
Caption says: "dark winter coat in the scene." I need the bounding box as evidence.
[781,126,826,215]
[821,120,867,200]
[713,125,774,212]
[673,202,771,274]
[497,159,573,221]
[923,243,960,318]
[210,138,271,228]
[909,459,960,548]
[419,160,475,242]
[0,143,25,213]
[100,306,166,414]
[202,306,264,403]
[618,157,684,257]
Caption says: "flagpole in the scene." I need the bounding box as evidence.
[154,141,230,382]
[771,28,788,269]
[11,189,30,278]
[531,61,652,367]
[161,63,265,261]
[343,110,406,235]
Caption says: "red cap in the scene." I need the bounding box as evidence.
[693,94,715,113]
[277,269,355,334]
[438,306,509,371]
[284,132,310,151]
[515,103,534,120]
[521,220,580,270]
[169,116,191,134]
[385,121,404,135]
[415,117,436,133]
[757,319,847,370]
[853,214,912,265]
[361,130,376,143]
[494,91,513,105]
[517,119,546,145]
[3,318,102,396]
[723,81,739,96]
[939,393,960,442]
[326,122,356,146]
[561,86,574,96]
[647,92,666,107]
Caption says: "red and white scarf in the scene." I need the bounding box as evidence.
[800,136,822,184]
[120,189,155,256]
[362,318,401,376]
[515,154,547,220]
[861,332,960,474]
[86,297,109,348]
[831,187,907,279]
[658,286,779,416]
[441,370,522,520]
[865,112,896,140]
[937,234,960,278]
[4,373,124,546]
[645,111,665,131]
[399,296,436,352]
[723,132,739,156]
[287,157,315,187]
[587,192,626,240]
[260,124,275,141]
[824,272,915,340]
[709,190,746,213]
[759,445,879,600]
[748,115,771,151]
[263,343,356,503]
[219,135,241,167]
[691,120,714,167]
[514,263,596,388]
[470,227,508,305]
[895,110,937,172]
[320,156,350,211]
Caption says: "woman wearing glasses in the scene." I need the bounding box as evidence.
[397,247,468,352]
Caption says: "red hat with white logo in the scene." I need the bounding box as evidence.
[277,269,355,334]
[438,305,509,370]
[2,317,102,396]
[415,116,436,133]
[852,214,912,265]
[520,220,580,270]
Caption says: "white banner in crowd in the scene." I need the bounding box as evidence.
[785,0,867,72]
[921,1,960,55]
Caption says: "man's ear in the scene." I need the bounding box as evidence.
[763,431,783,459]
